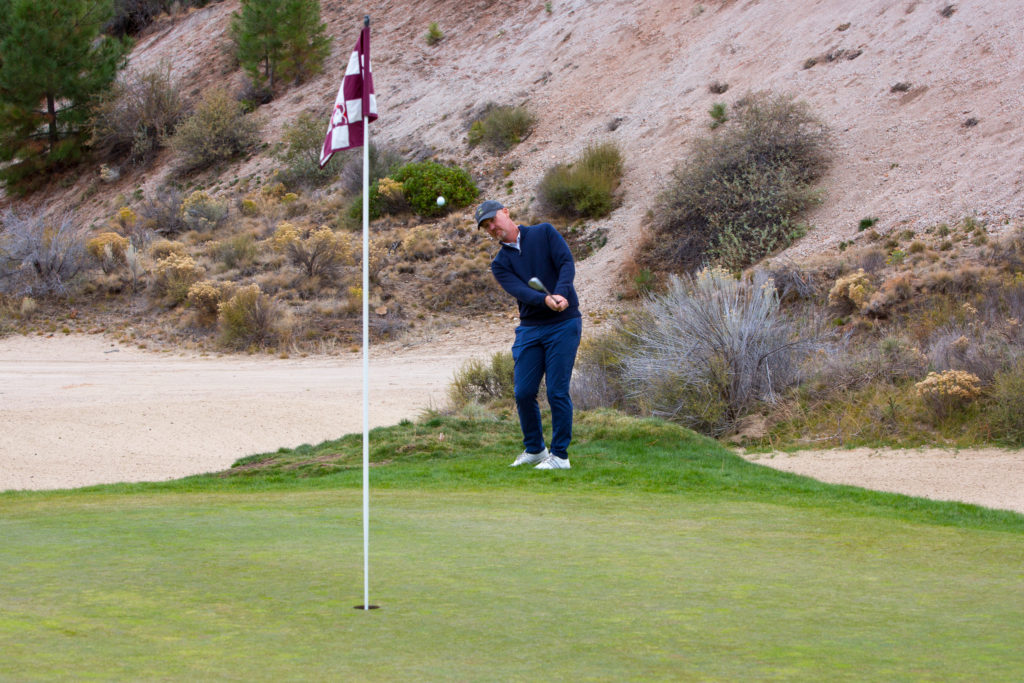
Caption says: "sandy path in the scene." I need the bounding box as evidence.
[0,333,491,491]
[742,449,1024,515]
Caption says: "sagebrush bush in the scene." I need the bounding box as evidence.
[217,284,288,349]
[467,104,536,151]
[448,352,515,408]
[180,191,229,232]
[620,267,815,435]
[213,233,259,271]
[92,64,184,164]
[170,87,261,172]
[272,222,352,280]
[0,210,88,296]
[644,91,830,273]
[538,142,623,219]
[571,326,635,411]
[136,186,187,236]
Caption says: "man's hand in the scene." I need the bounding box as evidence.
[545,294,568,312]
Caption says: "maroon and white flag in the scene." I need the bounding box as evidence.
[319,23,378,168]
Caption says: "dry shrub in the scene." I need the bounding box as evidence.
[424,252,502,312]
[170,87,261,172]
[855,247,888,273]
[217,284,289,349]
[862,272,914,317]
[448,352,515,408]
[137,186,187,237]
[186,280,231,326]
[211,233,259,271]
[467,103,536,151]
[802,334,929,400]
[828,268,873,312]
[621,267,816,435]
[154,253,204,305]
[915,369,981,419]
[149,239,187,260]
[92,64,185,164]
[272,223,353,280]
[0,210,88,296]
[180,191,229,233]
[644,91,829,273]
[919,264,997,295]
[86,232,130,273]
[400,225,439,261]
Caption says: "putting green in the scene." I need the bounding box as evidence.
[2,488,1022,680]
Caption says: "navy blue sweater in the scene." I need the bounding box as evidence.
[490,223,580,326]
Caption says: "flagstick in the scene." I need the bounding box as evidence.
[361,61,371,610]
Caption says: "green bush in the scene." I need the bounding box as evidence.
[170,87,261,172]
[274,111,339,188]
[644,91,830,273]
[467,104,536,151]
[448,352,515,408]
[353,161,477,219]
[425,22,443,46]
[537,142,623,219]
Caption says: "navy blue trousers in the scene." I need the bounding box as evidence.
[511,317,582,459]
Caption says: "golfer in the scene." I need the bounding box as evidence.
[475,200,582,470]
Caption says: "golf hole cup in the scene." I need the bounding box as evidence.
[436,196,446,207]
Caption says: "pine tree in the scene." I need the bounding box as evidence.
[231,0,331,95]
[277,0,331,85]
[0,0,129,176]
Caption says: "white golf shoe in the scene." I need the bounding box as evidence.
[535,454,571,470]
[511,447,549,467]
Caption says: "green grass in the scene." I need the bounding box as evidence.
[2,410,1023,680]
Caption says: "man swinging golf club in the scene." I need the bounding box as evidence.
[476,200,582,470]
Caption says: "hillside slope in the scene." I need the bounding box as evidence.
[10,0,1024,307]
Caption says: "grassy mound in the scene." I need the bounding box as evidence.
[2,411,1022,680]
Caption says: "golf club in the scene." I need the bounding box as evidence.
[528,277,551,295]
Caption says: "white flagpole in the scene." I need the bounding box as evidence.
[361,16,371,612]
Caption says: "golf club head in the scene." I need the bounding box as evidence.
[528,277,551,295]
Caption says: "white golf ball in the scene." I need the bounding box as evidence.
[436,196,446,207]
